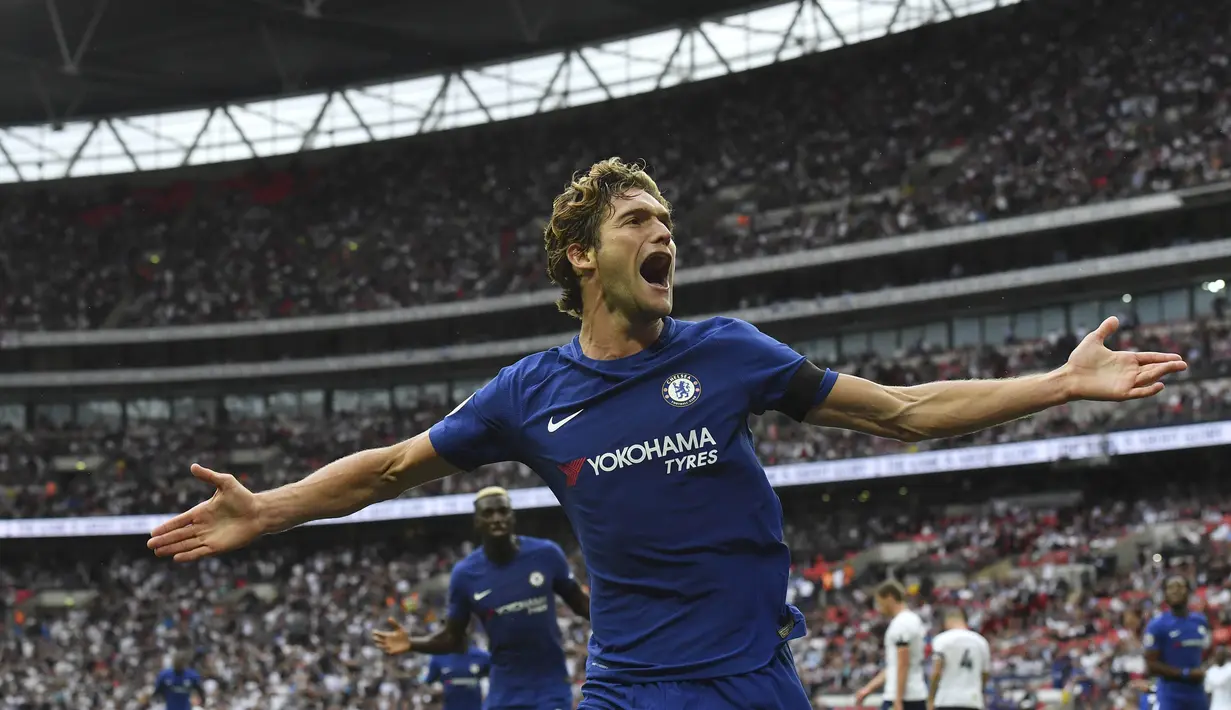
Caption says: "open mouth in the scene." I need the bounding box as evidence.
[639,252,672,290]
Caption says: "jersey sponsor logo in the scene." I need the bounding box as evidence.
[488,596,549,618]
[547,409,584,433]
[557,457,585,487]
[585,427,718,475]
[473,589,492,601]
[529,571,544,587]
[661,373,701,407]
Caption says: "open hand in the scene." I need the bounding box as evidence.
[372,617,412,655]
[147,464,264,562]
[1063,317,1187,401]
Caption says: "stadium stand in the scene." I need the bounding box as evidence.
[0,0,1227,332]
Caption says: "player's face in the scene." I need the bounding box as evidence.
[874,594,893,617]
[592,189,675,322]
[474,495,515,540]
[1164,577,1188,607]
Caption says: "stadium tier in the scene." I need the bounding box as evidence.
[0,0,1227,336]
[3,466,1229,709]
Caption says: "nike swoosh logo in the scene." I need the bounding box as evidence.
[473,590,492,601]
[547,409,584,433]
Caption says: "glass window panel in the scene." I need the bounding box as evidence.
[35,403,72,427]
[953,317,981,346]
[1161,288,1190,322]
[394,385,422,410]
[1069,300,1099,335]
[267,392,300,416]
[1134,293,1162,324]
[982,314,1012,345]
[301,390,325,418]
[899,326,924,350]
[839,331,868,357]
[0,403,26,430]
[922,321,948,350]
[224,394,266,418]
[79,400,123,428]
[421,382,448,406]
[333,390,359,413]
[1193,284,1217,316]
[354,389,392,413]
[126,398,171,422]
[808,337,838,362]
[870,330,898,356]
[1040,306,1067,336]
[1012,311,1041,340]
[173,397,216,424]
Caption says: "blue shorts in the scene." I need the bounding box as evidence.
[578,644,811,710]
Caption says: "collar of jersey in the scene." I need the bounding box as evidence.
[561,317,678,374]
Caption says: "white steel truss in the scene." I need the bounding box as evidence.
[0,0,1020,185]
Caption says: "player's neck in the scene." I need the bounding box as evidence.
[483,535,519,564]
[577,308,664,360]
[1168,603,1189,616]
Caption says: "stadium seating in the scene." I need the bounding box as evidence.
[0,0,1227,331]
[2,469,1227,708]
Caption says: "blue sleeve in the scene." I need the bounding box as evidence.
[446,564,473,625]
[191,671,204,692]
[547,541,581,596]
[428,367,522,471]
[476,649,492,677]
[722,318,838,416]
[1143,617,1163,653]
[152,671,167,696]
[423,656,441,684]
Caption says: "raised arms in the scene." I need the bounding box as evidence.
[808,317,1185,442]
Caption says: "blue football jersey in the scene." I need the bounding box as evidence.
[153,668,202,710]
[1140,683,1158,710]
[430,316,837,683]
[1145,611,1210,699]
[446,536,578,706]
[423,647,491,710]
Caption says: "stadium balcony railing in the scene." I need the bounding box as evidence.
[4,226,1231,389]
[0,186,1210,350]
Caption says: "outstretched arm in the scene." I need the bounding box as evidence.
[148,431,456,561]
[373,615,469,656]
[808,317,1185,442]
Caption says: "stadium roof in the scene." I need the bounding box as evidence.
[0,0,1020,184]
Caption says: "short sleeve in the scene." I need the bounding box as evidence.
[1143,618,1162,652]
[446,565,473,625]
[429,367,522,471]
[721,319,838,420]
[152,672,166,694]
[931,633,948,659]
[980,637,992,668]
[422,657,440,684]
[547,541,580,596]
[894,616,922,646]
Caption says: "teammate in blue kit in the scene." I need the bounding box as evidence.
[1144,576,1211,710]
[145,652,205,710]
[418,646,492,710]
[150,158,1187,709]
[372,487,588,709]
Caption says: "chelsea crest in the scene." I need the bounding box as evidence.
[662,373,701,408]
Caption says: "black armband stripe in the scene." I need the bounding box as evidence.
[777,360,827,422]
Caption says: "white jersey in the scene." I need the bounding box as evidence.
[1206,663,1231,710]
[931,628,991,709]
[884,609,929,702]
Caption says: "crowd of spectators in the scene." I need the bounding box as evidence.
[2,317,1230,520]
[2,471,1228,709]
[0,0,1227,332]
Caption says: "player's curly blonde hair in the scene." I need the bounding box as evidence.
[543,158,671,319]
